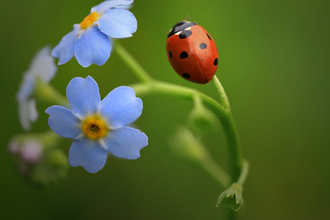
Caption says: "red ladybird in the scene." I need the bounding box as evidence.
[166,21,218,84]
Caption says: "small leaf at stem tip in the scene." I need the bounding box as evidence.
[216,183,244,211]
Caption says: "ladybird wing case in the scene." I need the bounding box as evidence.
[166,29,205,83]
[189,25,218,83]
[166,24,218,84]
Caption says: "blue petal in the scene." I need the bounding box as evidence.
[17,72,35,101]
[29,46,57,82]
[66,76,101,117]
[91,0,133,14]
[104,126,148,159]
[51,24,80,65]
[96,9,137,38]
[100,86,142,129]
[28,99,38,123]
[69,138,107,173]
[45,105,81,138]
[74,26,112,67]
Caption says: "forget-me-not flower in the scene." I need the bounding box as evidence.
[17,46,57,131]
[51,0,137,67]
[45,76,148,173]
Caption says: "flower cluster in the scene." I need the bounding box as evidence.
[12,0,147,175]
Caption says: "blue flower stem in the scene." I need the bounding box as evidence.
[35,78,69,107]
[114,42,153,83]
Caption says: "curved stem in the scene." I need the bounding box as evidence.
[213,75,230,111]
[131,81,243,180]
[115,43,246,220]
[131,81,227,116]
[219,111,243,181]
[115,43,244,182]
[211,76,243,181]
[237,159,249,186]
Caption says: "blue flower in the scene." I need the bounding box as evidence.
[51,0,137,67]
[17,46,57,131]
[45,76,148,173]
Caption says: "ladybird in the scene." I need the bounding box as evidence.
[166,21,219,84]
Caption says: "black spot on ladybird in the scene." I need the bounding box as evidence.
[180,51,188,59]
[182,73,190,78]
[179,30,192,39]
[168,51,172,59]
[214,58,218,66]
[199,43,207,50]
[207,33,212,40]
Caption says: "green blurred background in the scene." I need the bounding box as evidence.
[1,0,330,219]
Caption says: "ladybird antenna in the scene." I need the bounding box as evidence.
[186,15,190,22]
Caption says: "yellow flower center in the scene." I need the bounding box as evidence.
[81,115,107,139]
[80,12,100,29]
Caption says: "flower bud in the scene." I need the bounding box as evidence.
[188,95,218,137]
[20,140,43,164]
[216,183,244,211]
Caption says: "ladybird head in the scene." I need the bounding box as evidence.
[167,21,197,38]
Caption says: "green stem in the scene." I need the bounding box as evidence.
[225,160,248,220]
[115,42,153,83]
[200,152,232,188]
[212,76,243,181]
[228,210,238,220]
[35,78,69,107]
[115,44,244,182]
[213,75,230,111]
[131,81,227,116]
[192,93,204,111]
[116,43,245,220]
[132,81,243,181]
[220,110,243,181]
[237,159,249,186]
